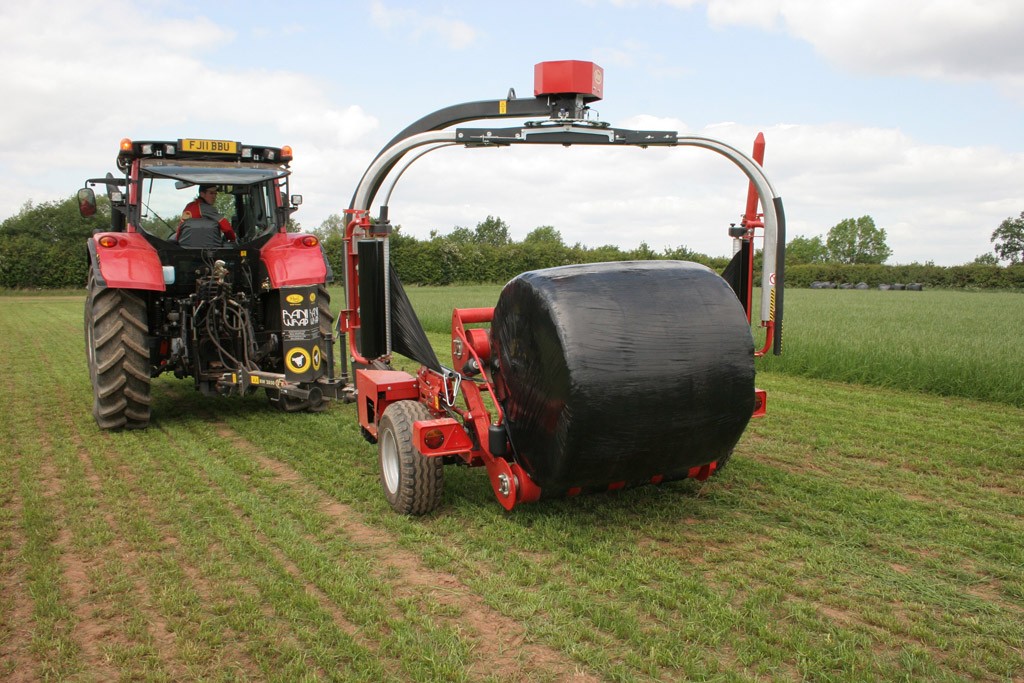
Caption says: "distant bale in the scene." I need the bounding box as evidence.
[892,283,906,290]
[878,284,891,290]
[839,283,854,289]
[906,283,924,291]
[855,282,869,290]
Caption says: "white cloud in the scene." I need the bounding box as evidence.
[0,1,378,224]
[369,1,478,49]
[701,0,1024,84]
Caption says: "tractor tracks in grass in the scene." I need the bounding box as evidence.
[41,406,209,680]
[212,421,600,683]
[0,466,35,682]
[143,422,350,680]
[30,420,118,681]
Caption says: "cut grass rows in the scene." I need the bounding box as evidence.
[2,295,1023,681]
[1,298,586,682]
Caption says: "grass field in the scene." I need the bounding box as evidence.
[1,292,1023,681]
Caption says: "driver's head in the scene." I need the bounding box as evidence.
[198,184,218,203]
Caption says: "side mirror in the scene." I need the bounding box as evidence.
[290,194,303,207]
[78,187,97,217]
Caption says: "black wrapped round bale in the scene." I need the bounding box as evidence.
[491,261,755,497]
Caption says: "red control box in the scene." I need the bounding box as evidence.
[534,60,604,102]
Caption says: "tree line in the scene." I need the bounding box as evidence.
[2,194,1023,289]
[314,215,732,287]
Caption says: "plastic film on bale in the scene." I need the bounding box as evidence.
[491,261,755,496]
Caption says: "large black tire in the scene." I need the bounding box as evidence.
[267,284,333,413]
[378,401,444,515]
[85,271,152,430]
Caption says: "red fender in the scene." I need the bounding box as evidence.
[260,232,328,287]
[90,232,165,291]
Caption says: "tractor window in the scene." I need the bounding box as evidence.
[137,176,187,239]
[231,183,278,242]
[134,176,237,241]
[136,174,287,243]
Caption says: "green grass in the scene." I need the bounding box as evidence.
[756,288,1024,406]
[1,293,1023,681]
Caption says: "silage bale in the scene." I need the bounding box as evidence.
[491,261,754,495]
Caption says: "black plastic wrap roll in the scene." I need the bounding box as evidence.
[491,261,755,496]
[389,267,441,372]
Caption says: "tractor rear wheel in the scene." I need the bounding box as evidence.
[378,400,444,515]
[84,271,152,430]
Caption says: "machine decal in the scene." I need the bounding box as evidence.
[282,329,318,342]
[312,345,322,371]
[286,348,311,373]
[282,307,319,327]
[285,294,304,305]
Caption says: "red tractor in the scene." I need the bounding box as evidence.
[79,138,341,429]
[341,61,786,513]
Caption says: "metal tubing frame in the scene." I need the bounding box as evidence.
[348,125,786,356]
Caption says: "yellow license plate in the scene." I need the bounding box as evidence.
[180,138,237,154]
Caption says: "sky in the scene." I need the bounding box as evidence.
[2,0,1022,266]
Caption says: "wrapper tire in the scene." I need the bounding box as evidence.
[378,401,444,515]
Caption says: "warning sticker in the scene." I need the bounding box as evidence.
[282,329,317,342]
[312,345,322,371]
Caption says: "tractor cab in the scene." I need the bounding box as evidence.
[79,138,302,245]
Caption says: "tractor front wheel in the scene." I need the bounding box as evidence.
[84,271,152,430]
[378,401,444,515]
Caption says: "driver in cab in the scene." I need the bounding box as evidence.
[176,184,236,248]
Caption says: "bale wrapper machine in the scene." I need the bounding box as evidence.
[341,61,785,514]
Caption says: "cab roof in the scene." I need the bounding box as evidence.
[117,138,291,166]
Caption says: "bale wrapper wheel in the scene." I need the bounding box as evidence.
[340,61,785,514]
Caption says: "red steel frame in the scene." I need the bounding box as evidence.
[741,133,776,358]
